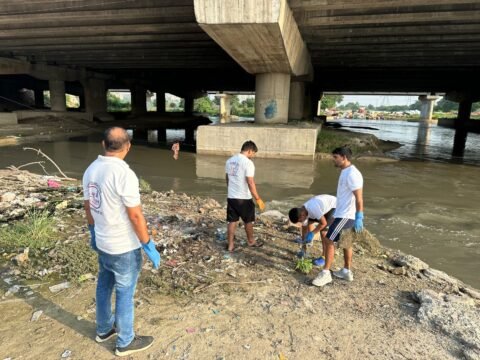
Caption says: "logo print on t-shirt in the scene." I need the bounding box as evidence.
[88,182,101,209]
[227,162,240,177]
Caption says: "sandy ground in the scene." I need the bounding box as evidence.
[1,182,476,360]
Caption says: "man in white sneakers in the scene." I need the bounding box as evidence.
[288,194,336,265]
[83,127,160,356]
[225,140,265,252]
[312,146,364,287]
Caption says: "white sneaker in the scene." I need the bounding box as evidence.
[332,268,354,282]
[312,270,332,287]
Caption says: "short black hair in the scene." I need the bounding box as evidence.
[288,208,301,223]
[332,146,352,160]
[241,140,258,153]
[103,127,130,152]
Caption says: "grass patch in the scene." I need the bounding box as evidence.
[0,210,57,250]
[139,177,152,193]
[316,128,386,155]
[295,258,313,274]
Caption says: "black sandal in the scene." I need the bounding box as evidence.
[248,240,264,248]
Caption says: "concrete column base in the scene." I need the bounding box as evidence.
[0,113,18,124]
[196,123,319,159]
[255,73,290,124]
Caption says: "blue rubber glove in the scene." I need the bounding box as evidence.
[88,224,98,252]
[142,239,161,269]
[305,232,314,244]
[354,211,364,233]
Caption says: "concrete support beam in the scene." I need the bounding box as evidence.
[418,95,439,123]
[288,81,305,120]
[156,91,166,114]
[194,0,312,77]
[255,73,290,124]
[452,99,473,158]
[132,85,147,116]
[185,127,195,144]
[217,94,232,123]
[49,80,66,112]
[184,96,194,116]
[34,86,44,108]
[157,128,167,143]
[83,78,107,117]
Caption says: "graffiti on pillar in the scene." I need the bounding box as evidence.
[264,100,277,119]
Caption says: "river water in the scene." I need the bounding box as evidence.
[1,122,479,288]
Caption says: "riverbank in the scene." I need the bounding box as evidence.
[1,170,479,359]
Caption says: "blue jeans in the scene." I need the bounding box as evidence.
[96,248,142,348]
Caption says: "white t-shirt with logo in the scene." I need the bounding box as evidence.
[83,155,142,254]
[225,153,255,199]
[334,165,363,219]
[303,194,337,225]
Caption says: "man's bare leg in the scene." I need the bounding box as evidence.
[245,222,255,245]
[343,247,353,269]
[320,231,327,257]
[227,221,238,251]
[324,239,335,270]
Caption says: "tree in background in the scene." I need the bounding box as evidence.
[435,98,458,112]
[408,100,422,111]
[107,92,131,112]
[320,95,344,110]
[230,95,241,115]
[194,96,218,115]
[337,101,361,111]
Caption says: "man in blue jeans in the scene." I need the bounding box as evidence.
[83,127,160,357]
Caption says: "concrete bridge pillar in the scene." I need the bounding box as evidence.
[49,80,66,111]
[156,90,166,114]
[83,78,107,116]
[288,81,305,121]
[195,0,312,124]
[418,95,439,123]
[132,85,147,116]
[34,85,44,108]
[217,94,232,123]
[255,73,291,124]
[184,96,194,116]
[157,128,167,143]
[452,99,472,157]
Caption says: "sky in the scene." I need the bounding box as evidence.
[339,95,420,107]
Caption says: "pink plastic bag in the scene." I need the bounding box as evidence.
[47,179,61,188]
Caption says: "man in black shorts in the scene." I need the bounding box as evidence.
[225,141,265,252]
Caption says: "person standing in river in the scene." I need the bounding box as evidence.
[225,140,265,252]
[312,146,364,287]
[83,127,160,357]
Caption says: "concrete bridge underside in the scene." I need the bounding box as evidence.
[0,0,477,91]
[0,0,479,156]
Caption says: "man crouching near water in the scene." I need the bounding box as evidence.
[312,146,364,287]
[288,194,336,265]
[83,127,160,356]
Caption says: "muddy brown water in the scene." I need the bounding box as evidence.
[1,135,479,289]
